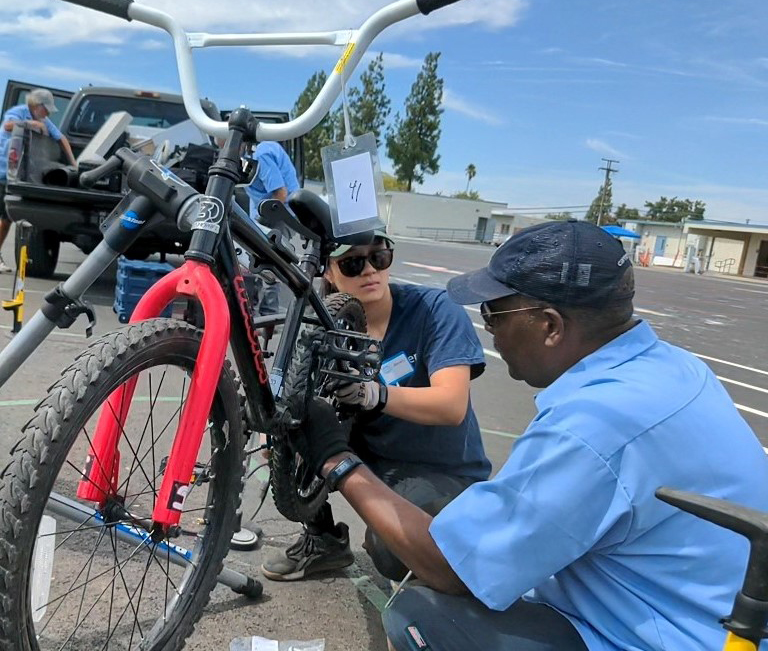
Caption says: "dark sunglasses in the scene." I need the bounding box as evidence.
[480,302,544,328]
[336,249,394,277]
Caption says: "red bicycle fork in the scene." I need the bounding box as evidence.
[76,260,230,528]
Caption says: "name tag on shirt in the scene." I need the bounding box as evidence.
[380,352,415,386]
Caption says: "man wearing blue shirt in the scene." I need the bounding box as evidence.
[297,220,768,650]
[243,141,300,316]
[0,89,76,273]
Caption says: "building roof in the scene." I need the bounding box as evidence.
[618,219,685,228]
[684,220,768,236]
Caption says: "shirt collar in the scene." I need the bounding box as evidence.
[535,320,658,412]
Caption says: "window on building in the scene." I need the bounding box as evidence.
[501,224,510,234]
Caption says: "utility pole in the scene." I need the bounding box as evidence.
[596,158,619,226]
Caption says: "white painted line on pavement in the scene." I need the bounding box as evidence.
[390,275,419,285]
[695,354,768,377]
[718,377,768,395]
[402,261,462,275]
[635,308,672,317]
[732,287,768,296]
[0,324,86,338]
[735,404,768,419]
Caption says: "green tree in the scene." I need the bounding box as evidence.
[643,197,706,222]
[386,52,444,191]
[585,179,614,224]
[465,163,477,192]
[293,70,336,180]
[544,211,574,220]
[614,203,641,221]
[345,53,391,147]
[452,189,481,201]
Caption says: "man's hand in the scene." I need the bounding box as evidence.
[333,376,381,411]
[299,398,352,476]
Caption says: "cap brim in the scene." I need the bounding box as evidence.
[447,267,519,305]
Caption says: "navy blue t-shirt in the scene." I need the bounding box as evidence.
[356,284,491,481]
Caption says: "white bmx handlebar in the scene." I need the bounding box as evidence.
[61,0,462,140]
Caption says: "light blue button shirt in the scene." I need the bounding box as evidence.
[244,141,299,222]
[430,320,768,651]
[0,104,62,181]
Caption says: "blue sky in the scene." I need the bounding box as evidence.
[2,0,768,223]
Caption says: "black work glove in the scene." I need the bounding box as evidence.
[299,398,353,476]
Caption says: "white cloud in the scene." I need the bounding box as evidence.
[0,52,139,88]
[573,57,628,68]
[377,52,422,69]
[0,0,526,47]
[704,116,768,127]
[586,138,629,160]
[442,88,504,126]
[139,39,168,51]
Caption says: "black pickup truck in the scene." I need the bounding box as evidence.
[2,80,303,277]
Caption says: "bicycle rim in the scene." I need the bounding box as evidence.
[0,321,244,651]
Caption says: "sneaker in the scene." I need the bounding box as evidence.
[0,255,11,274]
[261,522,354,581]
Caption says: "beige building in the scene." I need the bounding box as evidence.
[490,210,554,243]
[618,219,768,278]
[684,221,768,278]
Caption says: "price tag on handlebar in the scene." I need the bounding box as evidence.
[321,132,386,238]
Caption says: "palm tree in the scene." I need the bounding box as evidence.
[465,163,477,192]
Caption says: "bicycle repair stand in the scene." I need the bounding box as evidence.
[2,221,31,334]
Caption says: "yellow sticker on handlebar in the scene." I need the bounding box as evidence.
[335,42,356,74]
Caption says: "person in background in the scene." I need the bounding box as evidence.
[244,141,300,317]
[0,88,77,273]
[295,220,768,651]
[260,231,490,582]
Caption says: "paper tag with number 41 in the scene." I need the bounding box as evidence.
[321,132,386,238]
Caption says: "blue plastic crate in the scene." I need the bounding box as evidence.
[114,257,175,323]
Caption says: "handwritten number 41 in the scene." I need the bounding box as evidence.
[349,180,362,202]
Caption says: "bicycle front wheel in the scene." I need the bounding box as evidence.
[0,319,245,651]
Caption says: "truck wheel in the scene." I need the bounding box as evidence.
[18,225,60,278]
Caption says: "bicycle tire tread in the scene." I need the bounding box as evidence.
[0,318,245,651]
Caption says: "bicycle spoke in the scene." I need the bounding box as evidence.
[42,535,150,612]
[53,537,150,650]
[101,542,156,651]
[38,521,109,637]
[113,402,183,499]
[106,401,156,500]
[124,368,168,505]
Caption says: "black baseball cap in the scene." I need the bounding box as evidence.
[447,220,634,307]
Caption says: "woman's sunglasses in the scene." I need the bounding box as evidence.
[336,249,394,278]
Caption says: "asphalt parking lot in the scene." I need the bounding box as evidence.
[0,234,766,649]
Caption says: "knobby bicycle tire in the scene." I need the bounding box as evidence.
[270,292,367,523]
[0,318,245,651]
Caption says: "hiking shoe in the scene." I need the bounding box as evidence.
[0,255,11,274]
[261,522,354,581]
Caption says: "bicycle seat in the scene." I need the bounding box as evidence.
[288,189,333,239]
[287,189,377,248]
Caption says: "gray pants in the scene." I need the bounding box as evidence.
[254,220,291,316]
[309,459,476,582]
[383,587,588,651]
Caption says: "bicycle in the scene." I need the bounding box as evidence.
[0,0,462,649]
[656,488,768,650]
